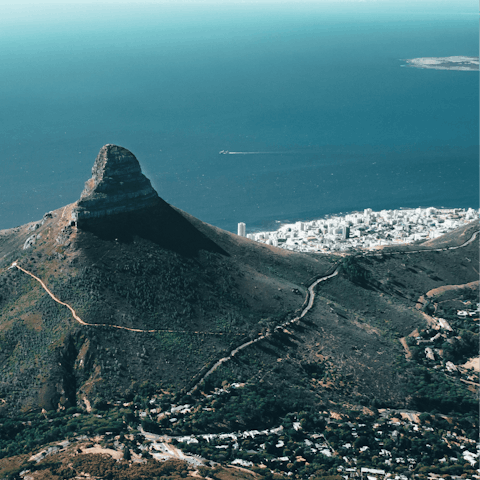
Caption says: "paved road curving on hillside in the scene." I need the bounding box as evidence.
[188,228,479,394]
[187,267,340,394]
[447,229,479,249]
[364,230,479,257]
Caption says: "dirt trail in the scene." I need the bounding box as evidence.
[364,230,479,258]
[399,337,412,359]
[12,262,241,336]
[412,234,479,329]
[424,280,479,299]
[460,378,479,391]
[398,230,480,359]
[462,357,480,372]
[15,263,89,326]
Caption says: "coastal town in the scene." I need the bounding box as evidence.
[241,207,479,253]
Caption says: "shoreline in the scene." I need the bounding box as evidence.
[242,206,479,254]
[245,204,477,233]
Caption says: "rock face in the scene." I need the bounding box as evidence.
[72,145,159,223]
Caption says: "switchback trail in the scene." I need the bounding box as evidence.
[10,262,242,336]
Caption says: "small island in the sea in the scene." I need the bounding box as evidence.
[404,56,479,71]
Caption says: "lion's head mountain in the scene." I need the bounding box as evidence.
[71,144,159,223]
[0,144,477,429]
[0,144,332,412]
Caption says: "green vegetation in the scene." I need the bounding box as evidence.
[176,406,478,478]
[339,257,372,285]
[404,364,477,413]
[0,407,132,459]
[2,455,191,480]
[0,195,478,479]
[187,384,310,433]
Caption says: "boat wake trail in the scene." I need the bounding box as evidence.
[220,150,300,155]
[227,152,278,154]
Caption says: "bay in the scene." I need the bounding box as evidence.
[0,2,477,232]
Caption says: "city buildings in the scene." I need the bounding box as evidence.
[245,207,478,254]
[238,222,246,237]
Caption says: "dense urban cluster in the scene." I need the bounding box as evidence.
[242,207,478,253]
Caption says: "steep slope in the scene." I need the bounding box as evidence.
[72,144,159,222]
[0,145,333,413]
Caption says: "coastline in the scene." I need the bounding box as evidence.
[241,206,479,254]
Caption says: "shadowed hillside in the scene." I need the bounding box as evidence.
[0,145,333,413]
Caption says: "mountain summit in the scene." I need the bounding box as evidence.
[71,144,159,224]
[70,144,228,256]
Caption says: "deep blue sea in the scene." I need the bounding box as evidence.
[0,2,478,233]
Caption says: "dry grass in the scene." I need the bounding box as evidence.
[0,453,29,478]
[22,312,43,331]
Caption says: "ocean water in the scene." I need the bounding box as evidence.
[0,2,478,233]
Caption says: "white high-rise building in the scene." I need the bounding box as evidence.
[238,222,246,237]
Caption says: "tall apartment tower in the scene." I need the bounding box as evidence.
[238,222,246,237]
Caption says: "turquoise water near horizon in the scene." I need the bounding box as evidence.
[0,3,478,233]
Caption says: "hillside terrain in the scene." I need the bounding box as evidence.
[0,145,333,415]
[0,145,478,480]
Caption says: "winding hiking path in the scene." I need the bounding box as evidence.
[10,262,240,336]
[14,263,89,326]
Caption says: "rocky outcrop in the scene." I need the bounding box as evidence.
[23,234,38,250]
[71,144,159,224]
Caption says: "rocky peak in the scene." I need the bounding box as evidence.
[72,144,159,223]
